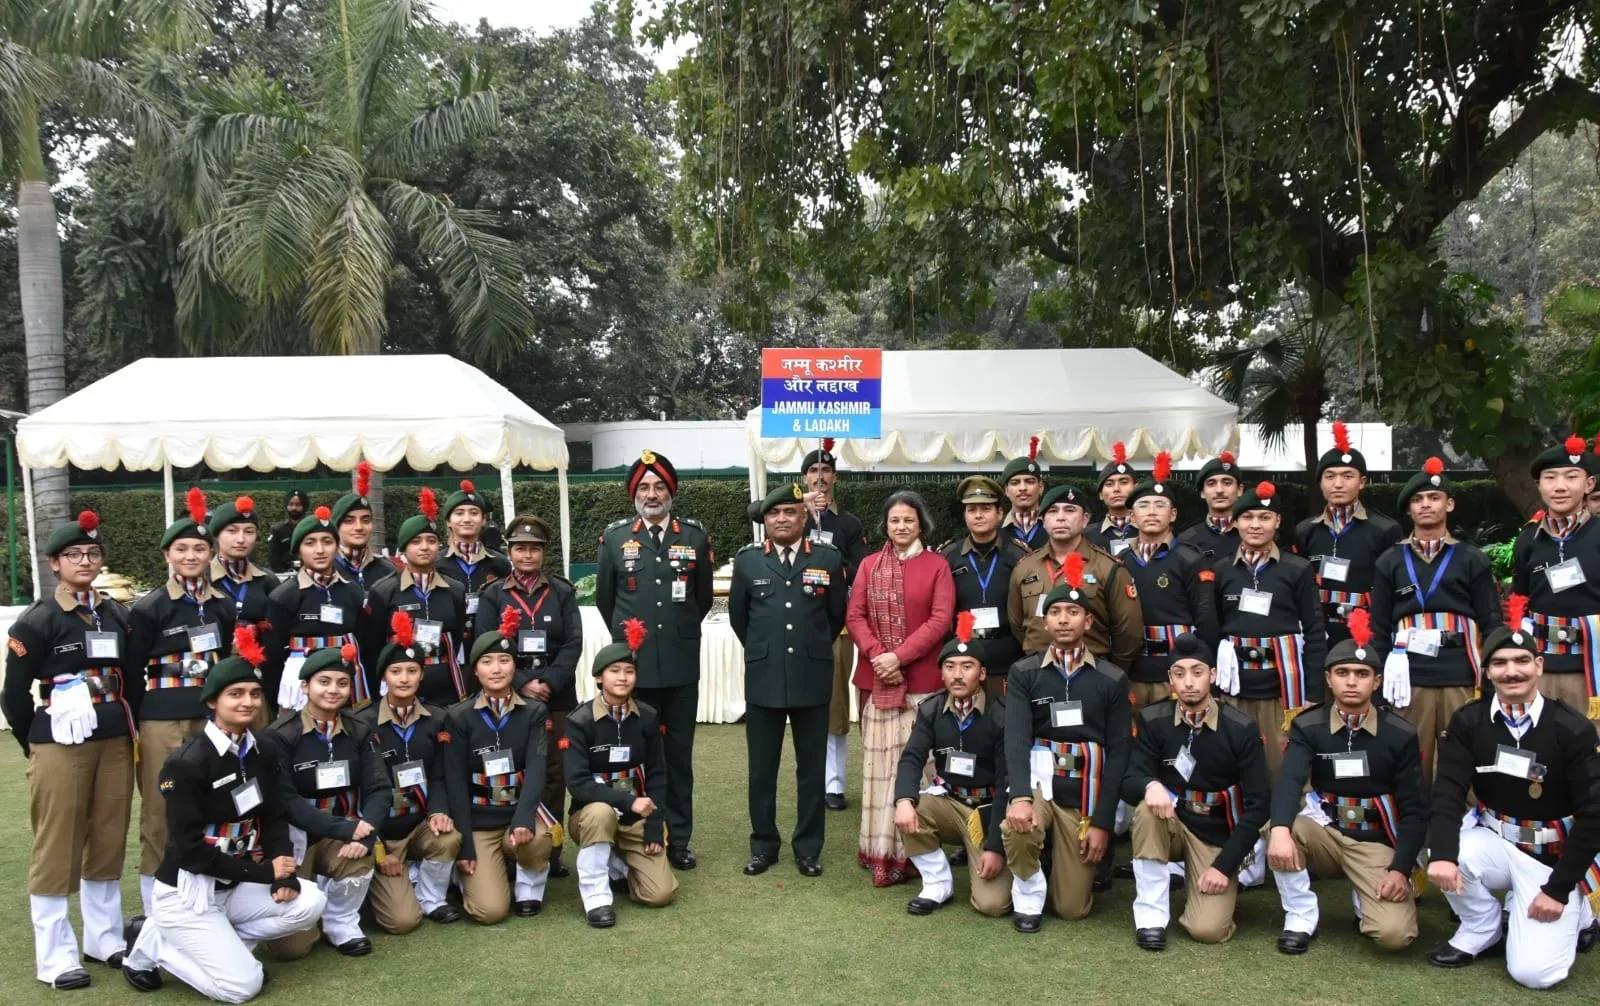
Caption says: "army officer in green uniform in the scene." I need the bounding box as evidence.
[730,483,848,879]
[596,450,715,870]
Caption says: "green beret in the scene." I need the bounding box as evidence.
[1097,443,1138,488]
[1324,635,1381,671]
[760,482,807,515]
[199,656,263,703]
[1480,622,1540,664]
[1396,458,1453,512]
[1194,453,1240,486]
[443,479,488,519]
[1000,453,1044,485]
[1317,422,1367,477]
[591,640,638,677]
[330,491,370,529]
[937,633,987,666]
[396,514,440,551]
[956,476,1003,506]
[291,507,337,553]
[800,443,837,472]
[44,511,103,557]
[469,627,517,667]
[377,640,427,674]
[1042,581,1091,612]
[1040,483,1092,513]
[206,495,259,537]
[1232,481,1282,519]
[160,516,210,550]
[1529,435,1596,479]
[299,645,356,681]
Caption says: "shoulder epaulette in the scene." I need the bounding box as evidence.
[1381,708,1419,736]
[604,518,631,531]
[546,573,574,589]
[1090,657,1129,683]
[917,690,949,712]
[680,518,705,530]
[736,542,762,555]
[934,539,954,554]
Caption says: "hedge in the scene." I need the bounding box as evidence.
[0,476,1529,605]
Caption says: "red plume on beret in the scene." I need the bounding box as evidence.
[1507,593,1529,629]
[1028,436,1039,463]
[78,510,99,532]
[1423,457,1444,477]
[1256,481,1276,499]
[234,624,266,668]
[236,495,254,514]
[419,487,438,522]
[1111,441,1127,465]
[498,605,519,639]
[821,437,835,454]
[1153,451,1172,483]
[1219,451,1236,465]
[1332,420,1352,453]
[955,610,974,645]
[186,486,207,525]
[391,610,415,648]
[1566,434,1587,456]
[314,505,332,522]
[354,460,372,498]
[460,479,476,494]
[340,642,357,664]
[1347,607,1373,650]
[624,617,648,652]
[1063,551,1085,590]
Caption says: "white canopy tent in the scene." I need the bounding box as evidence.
[745,348,1239,500]
[15,355,572,590]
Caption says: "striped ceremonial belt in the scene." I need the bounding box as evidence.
[388,779,428,818]
[1229,634,1308,708]
[1318,792,1400,845]
[1475,803,1573,856]
[471,769,525,806]
[592,766,646,795]
[290,634,370,705]
[1395,611,1482,682]
[203,818,262,859]
[1171,785,1242,832]
[1033,738,1104,811]
[51,670,122,703]
[932,778,995,807]
[1143,624,1196,656]
[1320,589,1371,621]
[146,650,214,690]
[1528,613,1600,699]
[311,790,356,818]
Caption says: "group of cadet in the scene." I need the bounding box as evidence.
[7,424,1600,997]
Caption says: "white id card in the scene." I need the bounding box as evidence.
[1546,558,1587,593]
[1029,747,1055,801]
[1407,628,1442,657]
[231,778,262,815]
[465,593,480,615]
[1321,556,1351,582]
[394,761,426,789]
[1495,745,1533,779]
[518,630,547,654]
[1174,746,1197,782]
[86,631,121,660]
[315,761,350,790]
[609,745,632,763]
[971,606,1000,631]
[482,752,514,777]
[946,752,977,777]
[1239,588,1273,616]
[319,604,344,625]
[1332,751,1369,779]
[187,623,221,653]
[413,619,443,646]
[1109,538,1131,556]
[1051,700,1084,728]
[671,579,688,602]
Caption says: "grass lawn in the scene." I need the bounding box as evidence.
[0,724,1595,1004]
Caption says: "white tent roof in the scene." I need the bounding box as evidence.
[746,348,1238,467]
[17,355,568,472]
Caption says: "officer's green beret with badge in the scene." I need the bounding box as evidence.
[161,487,212,549]
[377,611,428,672]
[1529,434,1596,478]
[44,510,103,556]
[442,479,487,519]
[470,605,521,665]
[207,494,258,537]
[1194,451,1240,486]
[396,487,441,551]
[956,475,1004,506]
[1396,457,1453,511]
[1316,421,1366,477]
[937,610,987,666]
[1000,436,1044,485]
[1097,441,1139,489]
[1324,608,1380,671]
[291,505,337,552]
[506,513,552,544]
[592,619,647,677]
[1232,480,1280,519]
[1126,452,1175,507]
[202,624,268,702]
[1041,553,1092,612]
[300,642,359,681]
[1040,482,1091,513]
[760,482,807,515]
[330,461,375,527]
[800,437,837,472]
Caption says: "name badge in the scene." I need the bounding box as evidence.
[1321,556,1351,583]
[1547,558,1587,593]
[609,745,632,763]
[319,604,345,625]
[971,606,1000,631]
[672,579,688,602]
[1239,588,1273,616]
[465,593,480,614]
[414,619,443,646]
[1109,538,1131,556]
[1406,628,1442,657]
[482,750,514,778]
[85,631,121,660]
[231,778,262,815]
[1050,700,1084,729]
[1174,745,1197,782]
[1494,744,1534,779]
[393,760,426,789]
[213,773,238,789]
[316,760,350,791]
[946,752,977,778]
[1331,751,1369,779]
[518,629,548,654]
[187,623,221,653]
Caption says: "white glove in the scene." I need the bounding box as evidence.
[1215,638,1240,696]
[177,868,215,914]
[47,678,98,745]
[277,662,308,712]
[1383,647,1412,708]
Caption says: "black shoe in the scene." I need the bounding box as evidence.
[796,856,822,878]
[667,847,697,870]
[948,847,968,866]
[121,964,161,992]
[609,874,630,894]
[1429,942,1491,968]
[586,906,616,928]
[1136,927,1167,951]
[744,854,777,876]
[332,937,372,957]
[85,951,125,968]
[426,904,463,924]
[1013,913,1043,933]
[1092,864,1114,893]
[513,900,542,917]
[123,916,146,952]
[548,858,571,879]
[1169,874,1184,891]
[1113,861,1135,879]
[907,895,953,916]
[1277,929,1316,955]
[1579,921,1599,953]
[825,793,848,811]
[53,968,92,990]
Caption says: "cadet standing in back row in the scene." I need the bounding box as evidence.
[941,476,1026,698]
[1086,442,1140,557]
[597,450,714,870]
[998,439,1048,554]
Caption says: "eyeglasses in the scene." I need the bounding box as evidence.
[60,549,105,564]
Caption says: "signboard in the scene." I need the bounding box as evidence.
[760,348,882,439]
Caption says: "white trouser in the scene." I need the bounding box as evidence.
[126,880,325,1003]
[1443,825,1582,990]
[577,844,614,912]
[141,874,156,918]
[32,877,128,983]
[1273,868,1318,935]
[610,850,630,881]
[1011,870,1047,916]
[316,870,373,947]
[909,850,954,904]
[1238,838,1268,888]
[415,859,453,914]
[1132,859,1172,930]
[825,733,848,794]
[514,864,550,903]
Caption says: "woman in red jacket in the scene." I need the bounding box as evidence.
[846,490,956,886]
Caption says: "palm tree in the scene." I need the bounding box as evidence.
[173,0,532,540]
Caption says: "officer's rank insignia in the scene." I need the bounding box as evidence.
[621,540,641,560]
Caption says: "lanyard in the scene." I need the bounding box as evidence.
[314,720,337,762]
[480,707,511,748]
[453,555,479,581]
[390,718,417,759]
[1402,544,1456,609]
[236,732,252,780]
[967,550,999,601]
[336,553,364,587]
[410,577,434,620]
[217,576,248,610]
[509,584,549,626]
[1325,512,1356,556]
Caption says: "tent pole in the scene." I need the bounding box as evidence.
[162,461,174,528]
[557,466,571,577]
[21,462,38,602]
[498,457,515,529]
[5,433,16,603]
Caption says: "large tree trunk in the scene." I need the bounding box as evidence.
[1484,452,1541,517]
[1301,412,1321,495]
[17,170,68,596]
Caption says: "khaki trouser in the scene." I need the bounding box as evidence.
[369,821,462,935]
[1226,697,1288,780]
[828,633,853,735]
[462,823,553,925]
[136,717,206,875]
[28,737,135,896]
[1129,682,1171,710]
[1539,674,1594,720]
[1391,685,1474,788]
[1131,805,1237,943]
[1001,790,1095,920]
[899,795,1011,916]
[271,837,376,960]
[570,802,678,907]
[1292,816,1417,951]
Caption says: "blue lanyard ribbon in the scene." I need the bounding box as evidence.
[217,576,248,610]
[967,550,999,601]
[1402,544,1456,609]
